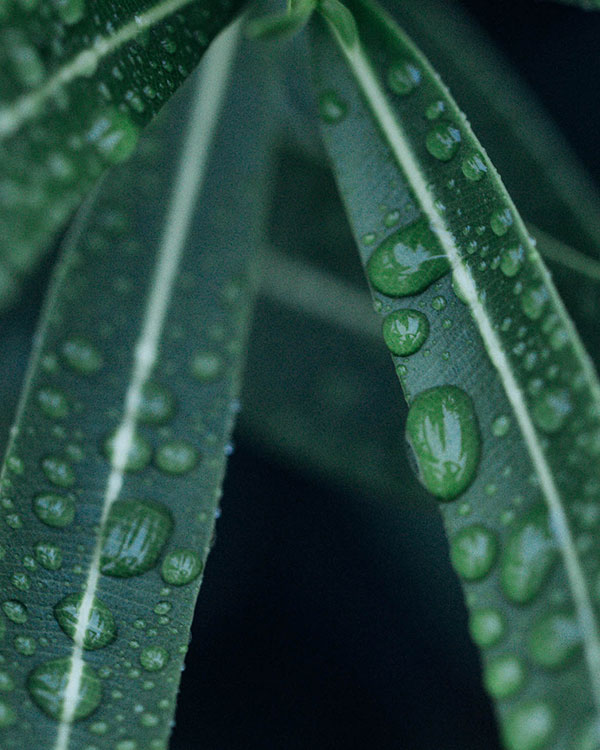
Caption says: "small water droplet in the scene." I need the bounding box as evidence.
[500,245,524,278]
[139,645,169,672]
[0,700,16,727]
[87,108,139,165]
[2,600,27,624]
[484,655,525,699]
[382,309,429,356]
[41,456,76,488]
[61,337,103,375]
[502,701,554,750]
[425,122,461,162]
[190,352,224,382]
[37,387,69,419]
[531,387,572,434]
[138,382,176,425]
[386,60,421,96]
[103,431,152,472]
[161,548,203,586]
[490,208,513,237]
[528,611,580,668]
[492,415,511,437]
[450,525,497,581]
[469,608,505,647]
[35,541,63,570]
[318,91,347,124]
[154,441,199,475]
[461,151,487,181]
[33,493,75,527]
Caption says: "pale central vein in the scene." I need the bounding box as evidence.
[0,0,207,139]
[325,24,600,714]
[54,23,241,750]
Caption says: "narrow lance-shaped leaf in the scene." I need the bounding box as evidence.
[310,1,600,748]
[0,21,273,749]
[0,0,244,309]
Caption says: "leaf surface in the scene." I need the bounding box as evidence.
[0,21,272,749]
[0,0,243,308]
[310,1,600,747]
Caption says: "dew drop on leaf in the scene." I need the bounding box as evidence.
[490,208,514,237]
[492,415,511,437]
[382,309,429,356]
[468,608,506,648]
[33,493,75,527]
[100,499,173,578]
[36,387,69,419]
[500,245,525,278]
[386,60,421,96]
[502,700,554,750]
[161,548,203,586]
[190,351,224,382]
[528,611,581,669]
[14,635,36,656]
[41,456,76,488]
[139,645,169,672]
[35,541,63,570]
[367,219,449,297]
[483,655,525,699]
[318,91,348,124]
[103,431,152,472]
[27,657,102,720]
[0,700,16,728]
[425,121,461,162]
[61,337,103,375]
[54,593,117,649]
[531,387,572,434]
[154,440,199,475]
[461,151,487,181]
[2,600,27,624]
[138,382,176,425]
[405,385,480,501]
[87,109,140,166]
[450,525,498,581]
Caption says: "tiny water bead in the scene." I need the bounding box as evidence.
[35,541,63,570]
[36,386,69,419]
[502,700,554,750]
[27,657,102,720]
[54,594,117,650]
[490,208,514,237]
[386,60,421,96]
[61,337,103,375]
[154,440,199,475]
[492,415,511,438]
[425,121,461,162]
[103,430,152,471]
[483,655,525,699]
[11,572,30,591]
[139,645,169,672]
[469,608,505,648]
[41,456,76,488]
[531,387,572,434]
[500,510,556,604]
[191,351,224,382]
[449,525,498,581]
[318,91,348,124]
[528,611,581,669]
[87,109,140,165]
[161,548,203,586]
[382,310,429,356]
[405,385,480,501]
[138,382,176,425]
[500,245,525,278]
[101,499,173,578]
[461,151,487,181]
[2,600,27,624]
[367,219,449,297]
[33,493,75,527]
[154,601,171,615]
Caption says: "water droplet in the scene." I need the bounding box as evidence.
[500,245,524,278]
[469,608,505,647]
[11,572,30,591]
[521,285,548,321]
[367,219,449,297]
[461,152,487,181]
[87,109,139,165]
[531,387,572,434]
[41,456,76,488]
[139,645,169,672]
[425,122,461,162]
[492,415,511,437]
[138,382,176,425]
[103,431,152,471]
[490,208,513,237]
[100,499,173,578]
[484,655,525,699]
[190,351,224,382]
[502,701,554,750]
[61,337,103,375]
[528,611,580,668]
[500,510,556,604]
[0,672,14,692]
[0,700,16,727]
[405,386,480,501]
[154,440,199,475]
[161,548,203,586]
[33,493,75,527]
[14,635,35,656]
[425,100,445,120]
[54,594,117,650]
[450,525,497,581]
[2,600,26,624]
[318,91,347,124]
[53,0,85,24]
[27,657,102,720]
[386,60,420,96]
[382,310,429,356]
[35,541,63,570]
[153,601,171,615]
[37,387,69,419]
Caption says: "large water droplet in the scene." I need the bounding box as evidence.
[405,385,480,501]
[528,611,580,669]
[483,655,525,699]
[500,510,556,604]
[161,548,203,586]
[100,499,173,578]
[54,593,117,649]
[367,219,449,297]
[450,525,498,580]
[33,493,75,527]
[27,657,101,721]
[425,122,461,161]
[382,309,429,356]
[502,701,554,750]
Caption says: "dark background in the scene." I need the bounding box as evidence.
[168,2,600,749]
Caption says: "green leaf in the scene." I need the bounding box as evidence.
[0,21,273,749]
[310,1,600,748]
[0,0,244,309]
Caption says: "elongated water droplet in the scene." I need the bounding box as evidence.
[36,387,69,419]
[33,493,75,527]
[41,456,75,488]
[382,309,429,356]
[61,337,103,375]
[27,657,101,720]
[425,121,461,161]
[154,441,199,475]
[191,352,224,382]
[500,510,556,604]
[161,548,203,586]
[500,245,524,278]
[87,109,139,165]
[54,594,117,649]
[490,208,513,236]
[2,600,27,624]
[0,700,16,727]
[450,525,497,581]
[100,499,173,578]
[367,219,449,297]
[405,385,480,501]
